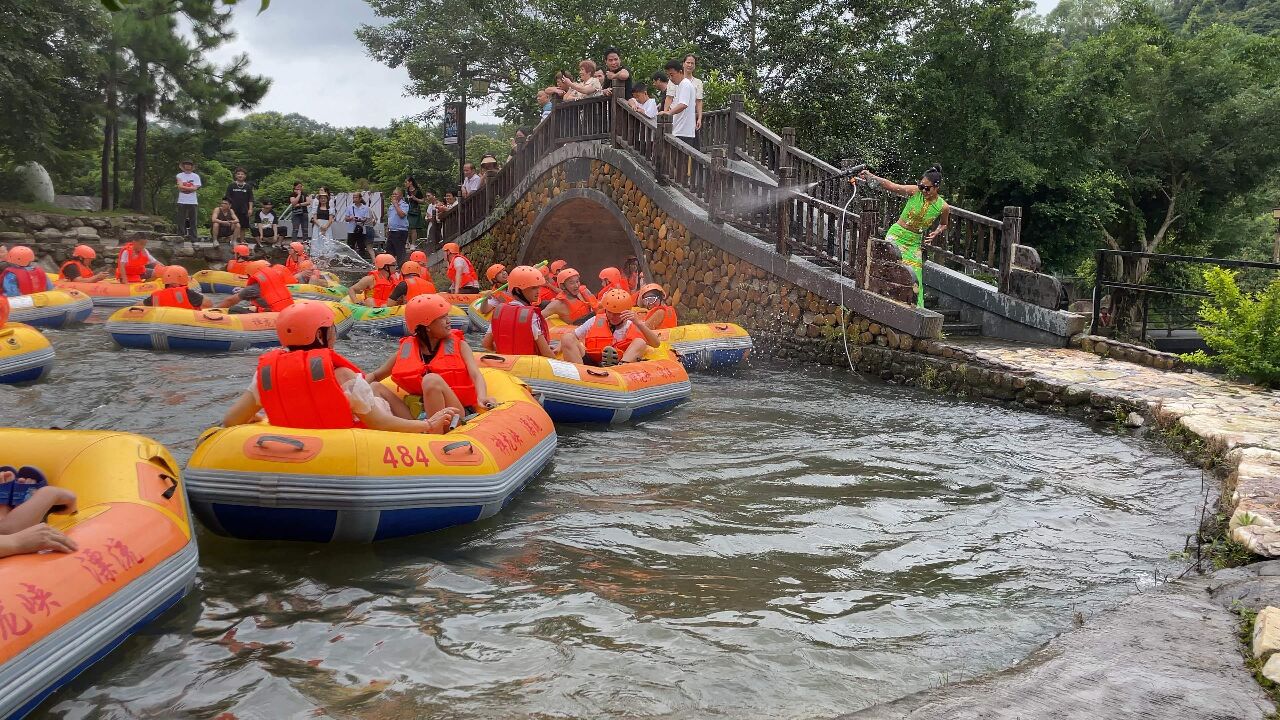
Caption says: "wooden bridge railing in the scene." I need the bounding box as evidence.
[443,84,1022,301]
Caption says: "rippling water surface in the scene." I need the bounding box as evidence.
[4,309,1204,719]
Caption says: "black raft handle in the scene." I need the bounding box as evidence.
[480,354,505,361]
[159,472,179,500]
[442,440,473,455]
[255,435,306,451]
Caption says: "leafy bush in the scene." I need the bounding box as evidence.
[1182,266,1280,387]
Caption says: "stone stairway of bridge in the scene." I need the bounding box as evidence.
[924,292,981,337]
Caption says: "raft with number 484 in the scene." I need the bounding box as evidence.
[0,429,198,720]
[183,369,556,543]
[105,302,355,352]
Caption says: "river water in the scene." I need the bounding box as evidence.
[5,309,1204,719]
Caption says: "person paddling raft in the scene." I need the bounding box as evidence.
[369,293,496,424]
[482,265,556,358]
[346,253,399,307]
[557,287,662,367]
[59,245,107,283]
[217,260,295,313]
[541,268,598,325]
[144,266,210,308]
[221,302,457,433]
[856,164,949,307]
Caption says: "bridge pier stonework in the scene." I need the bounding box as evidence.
[435,146,942,363]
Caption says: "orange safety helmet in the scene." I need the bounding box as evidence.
[486,263,506,283]
[233,244,251,258]
[549,259,568,275]
[409,250,427,263]
[404,293,453,332]
[0,296,8,327]
[289,241,306,255]
[298,259,315,272]
[557,268,581,286]
[507,265,546,291]
[400,261,425,276]
[72,244,96,261]
[245,260,270,275]
[598,266,623,286]
[162,265,190,287]
[275,301,335,346]
[8,246,34,266]
[374,253,396,270]
[600,288,634,314]
[442,242,461,255]
[638,282,666,300]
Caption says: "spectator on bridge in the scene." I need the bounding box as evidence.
[226,167,254,242]
[602,48,633,99]
[651,72,672,112]
[479,154,501,174]
[856,165,950,307]
[629,85,658,119]
[461,163,483,199]
[565,60,603,101]
[175,159,201,242]
[683,54,705,132]
[405,176,426,248]
[508,127,530,160]
[211,198,240,242]
[424,190,442,246]
[288,182,308,240]
[538,90,553,120]
[658,60,699,150]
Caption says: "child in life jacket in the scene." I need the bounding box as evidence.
[284,241,309,273]
[636,283,677,329]
[0,464,77,557]
[218,261,295,313]
[443,242,480,294]
[558,287,661,367]
[597,266,632,302]
[143,266,209,308]
[221,302,460,433]
[482,264,513,313]
[0,246,49,297]
[116,236,160,282]
[481,265,557,358]
[59,245,108,283]
[386,261,437,306]
[370,293,497,422]
[346,254,399,307]
[226,244,253,274]
[541,268,598,325]
[292,259,331,287]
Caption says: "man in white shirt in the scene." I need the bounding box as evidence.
[628,85,657,119]
[683,55,705,132]
[658,60,699,150]
[175,159,202,242]
[461,162,483,198]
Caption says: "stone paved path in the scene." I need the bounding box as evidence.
[947,338,1280,557]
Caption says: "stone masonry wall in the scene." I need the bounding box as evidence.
[0,207,231,270]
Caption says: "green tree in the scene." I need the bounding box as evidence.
[371,122,456,196]
[255,166,356,209]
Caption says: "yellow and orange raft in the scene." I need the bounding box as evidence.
[53,278,165,307]
[0,430,198,719]
[105,301,355,352]
[185,369,556,543]
[0,323,53,384]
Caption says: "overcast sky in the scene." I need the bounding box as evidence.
[209,0,1060,129]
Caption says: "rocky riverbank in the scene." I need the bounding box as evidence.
[0,205,231,268]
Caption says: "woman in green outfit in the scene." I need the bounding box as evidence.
[404,175,426,247]
[856,164,949,307]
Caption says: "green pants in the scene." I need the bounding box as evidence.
[886,223,924,307]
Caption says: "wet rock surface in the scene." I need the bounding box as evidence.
[843,562,1280,720]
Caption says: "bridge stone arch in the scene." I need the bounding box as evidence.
[516,184,650,285]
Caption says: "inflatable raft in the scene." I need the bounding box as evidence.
[475,347,691,424]
[53,279,163,307]
[0,429,198,719]
[5,291,93,329]
[0,323,54,384]
[184,369,556,543]
[105,302,356,352]
[345,302,470,336]
[287,283,348,301]
[197,269,341,294]
[657,323,753,370]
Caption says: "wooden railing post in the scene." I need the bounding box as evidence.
[548,94,561,145]
[1000,206,1021,294]
[709,148,727,224]
[856,197,878,289]
[611,79,625,148]
[654,115,672,186]
[776,165,795,256]
[778,127,794,176]
[726,93,744,161]
[484,169,497,216]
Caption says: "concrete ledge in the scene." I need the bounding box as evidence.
[927,261,1085,346]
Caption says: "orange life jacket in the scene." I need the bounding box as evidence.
[401,275,437,302]
[647,304,678,329]
[255,348,365,429]
[582,314,643,363]
[247,266,294,313]
[116,243,150,282]
[151,286,194,309]
[537,285,557,307]
[491,300,548,356]
[368,270,396,307]
[448,253,479,289]
[59,260,93,281]
[285,253,308,273]
[1,266,49,295]
[276,265,299,285]
[226,258,251,275]
[557,289,597,324]
[390,330,478,407]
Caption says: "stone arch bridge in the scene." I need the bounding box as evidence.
[432,93,1081,356]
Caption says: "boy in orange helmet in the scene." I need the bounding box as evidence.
[557,287,661,366]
